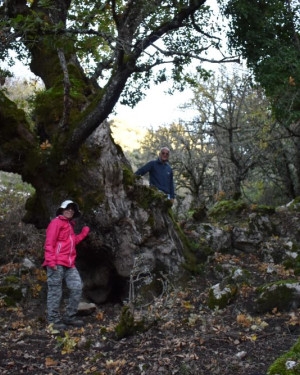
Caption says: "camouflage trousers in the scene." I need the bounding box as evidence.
[46,265,83,323]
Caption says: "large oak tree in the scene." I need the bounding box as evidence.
[0,0,233,301]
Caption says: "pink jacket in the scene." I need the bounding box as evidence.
[43,215,90,268]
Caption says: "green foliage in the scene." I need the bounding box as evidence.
[284,254,300,277]
[267,336,300,375]
[4,276,19,284]
[224,0,300,125]
[1,0,221,108]
[3,77,43,121]
[55,332,77,354]
[119,73,149,108]
[115,305,146,339]
[0,172,34,217]
[220,2,300,199]
[0,285,23,306]
[243,178,291,207]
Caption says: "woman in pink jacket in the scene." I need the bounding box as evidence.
[43,200,90,330]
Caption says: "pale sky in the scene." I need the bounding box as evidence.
[111,84,196,129]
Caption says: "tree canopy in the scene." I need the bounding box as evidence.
[0,0,238,225]
[223,0,300,125]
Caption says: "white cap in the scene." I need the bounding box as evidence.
[56,200,81,218]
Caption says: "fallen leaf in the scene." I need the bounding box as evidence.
[40,140,52,150]
[236,314,252,327]
[182,301,194,309]
[45,357,58,367]
[96,311,104,321]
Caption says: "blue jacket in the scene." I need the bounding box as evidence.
[135,158,175,199]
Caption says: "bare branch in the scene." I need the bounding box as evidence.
[150,42,240,64]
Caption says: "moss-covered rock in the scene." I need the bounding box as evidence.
[208,199,248,221]
[250,204,276,215]
[167,209,203,273]
[122,166,135,186]
[267,336,300,374]
[128,184,169,211]
[207,283,237,309]
[255,280,300,313]
[228,267,251,285]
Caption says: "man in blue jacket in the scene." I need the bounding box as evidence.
[135,147,175,203]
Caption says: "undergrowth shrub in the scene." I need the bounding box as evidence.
[0,172,43,264]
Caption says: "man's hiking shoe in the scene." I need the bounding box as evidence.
[63,317,84,327]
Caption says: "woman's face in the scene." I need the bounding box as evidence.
[62,207,75,219]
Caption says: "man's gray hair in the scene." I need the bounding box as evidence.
[160,147,170,153]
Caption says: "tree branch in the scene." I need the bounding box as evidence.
[65,1,209,154]
[148,42,240,64]
[57,48,71,129]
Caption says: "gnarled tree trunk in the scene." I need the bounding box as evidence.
[72,121,185,303]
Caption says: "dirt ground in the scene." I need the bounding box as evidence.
[1,250,299,375]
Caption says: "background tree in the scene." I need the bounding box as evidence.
[246,120,300,204]
[139,122,215,210]
[137,69,288,211]
[223,0,300,194]
[203,71,271,199]
[1,76,42,115]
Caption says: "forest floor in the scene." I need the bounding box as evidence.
[1,248,300,375]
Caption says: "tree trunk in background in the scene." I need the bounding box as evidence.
[294,137,300,196]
